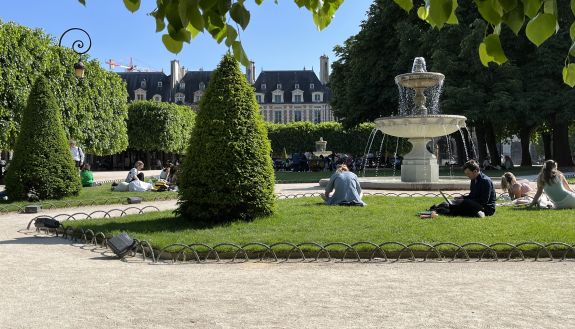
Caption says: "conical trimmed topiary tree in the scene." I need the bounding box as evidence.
[177,54,275,222]
[5,76,81,200]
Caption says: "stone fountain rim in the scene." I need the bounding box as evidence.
[374,114,467,121]
[395,72,445,80]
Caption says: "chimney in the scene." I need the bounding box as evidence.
[320,55,329,85]
[170,60,181,90]
[246,61,256,84]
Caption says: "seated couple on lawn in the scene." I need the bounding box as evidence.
[112,161,153,192]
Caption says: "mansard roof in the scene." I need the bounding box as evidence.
[118,71,170,101]
[253,70,329,103]
[180,70,213,96]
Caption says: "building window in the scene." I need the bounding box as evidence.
[134,89,146,101]
[295,83,299,89]
[140,80,146,89]
[256,95,263,103]
[310,83,315,90]
[294,110,302,122]
[199,82,205,90]
[153,94,162,102]
[261,83,266,90]
[314,110,321,123]
[180,82,185,90]
[273,95,282,103]
[158,81,163,88]
[277,83,282,89]
[294,94,303,103]
[314,94,321,102]
[274,111,282,123]
[175,93,185,104]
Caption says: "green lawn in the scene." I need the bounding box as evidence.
[0,184,177,212]
[63,196,575,251]
[275,166,542,183]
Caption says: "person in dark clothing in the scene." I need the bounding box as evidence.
[449,160,496,217]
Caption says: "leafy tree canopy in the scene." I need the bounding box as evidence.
[78,0,343,66]
[391,0,575,87]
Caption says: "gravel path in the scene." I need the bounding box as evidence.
[1,176,575,328]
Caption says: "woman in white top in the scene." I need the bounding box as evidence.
[125,160,145,183]
[530,160,575,209]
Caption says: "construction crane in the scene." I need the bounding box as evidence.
[105,57,158,72]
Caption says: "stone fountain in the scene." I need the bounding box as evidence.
[375,57,466,183]
[320,57,482,190]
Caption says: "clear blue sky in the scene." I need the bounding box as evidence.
[1,1,373,74]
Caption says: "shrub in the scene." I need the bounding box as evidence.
[127,101,196,153]
[177,54,275,222]
[5,76,81,200]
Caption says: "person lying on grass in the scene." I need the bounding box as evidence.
[321,164,366,206]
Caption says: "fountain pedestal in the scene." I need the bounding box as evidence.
[401,138,438,182]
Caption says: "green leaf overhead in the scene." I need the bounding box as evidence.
[563,64,575,87]
[230,0,251,30]
[502,2,525,34]
[123,0,140,12]
[475,0,503,25]
[428,0,453,28]
[162,34,183,53]
[523,0,542,18]
[483,33,508,64]
[393,0,413,12]
[526,13,557,46]
[570,21,575,41]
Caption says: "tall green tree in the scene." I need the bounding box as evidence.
[177,54,275,223]
[5,76,81,200]
[0,21,128,155]
[330,0,428,128]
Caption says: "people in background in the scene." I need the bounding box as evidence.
[125,160,145,183]
[69,140,84,168]
[500,172,533,200]
[321,164,366,206]
[530,160,575,209]
[503,155,514,170]
[80,163,95,187]
[449,160,496,217]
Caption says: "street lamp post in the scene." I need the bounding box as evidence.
[58,28,92,79]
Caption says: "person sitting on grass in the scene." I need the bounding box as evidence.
[500,172,533,200]
[125,160,145,183]
[80,163,96,187]
[321,164,366,206]
[449,160,496,217]
[529,160,575,209]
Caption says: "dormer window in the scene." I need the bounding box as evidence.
[295,83,299,89]
[256,94,263,103]
[180,82,185,90]
[175,92,185,104]
[140,80,147,89]
[153,94,162,102]
[261,83,266,90]
[199,82,205,90]
[157,81,163,88]
[312,92,323,103]
[310,83,315,90]
[134,89,146,101]
[277,83,282,89]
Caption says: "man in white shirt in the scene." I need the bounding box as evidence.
[69,140,84,168]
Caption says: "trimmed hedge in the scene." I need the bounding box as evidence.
[177,54,275,222]
[265,121,411,156]
[5,76,81,200]
[127,101,196,154]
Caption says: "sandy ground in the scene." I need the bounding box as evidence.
[1,174,575,328]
